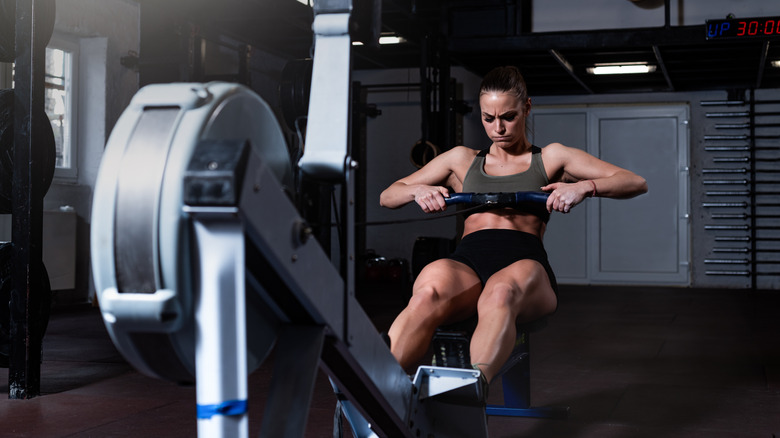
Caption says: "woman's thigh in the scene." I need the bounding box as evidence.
[479,259,557,323]
[412,258,483,324]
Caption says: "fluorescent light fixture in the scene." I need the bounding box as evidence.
[771,60,780,68]
[586,62,657,75]
[379,35,405,45]
[352,34,406,46]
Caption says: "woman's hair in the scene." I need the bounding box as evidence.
[479,66,528,101]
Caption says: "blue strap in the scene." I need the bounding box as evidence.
[197,399,248,419]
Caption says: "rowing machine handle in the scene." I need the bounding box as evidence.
[445,193,473,205]
[444,191,550,206]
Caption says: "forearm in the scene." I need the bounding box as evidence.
[379,181,418,209]
[586,170,648,199]
[380,181,451,213]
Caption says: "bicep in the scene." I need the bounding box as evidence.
[551,144,628,181]
[395,148,466,187]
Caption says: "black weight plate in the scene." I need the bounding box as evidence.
[0,243,8,366]
[0,0,56,63]
[0,242,52,368]
[0,0,14,62]
[0,89,57,214]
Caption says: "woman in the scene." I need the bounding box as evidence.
[379,66,648,388]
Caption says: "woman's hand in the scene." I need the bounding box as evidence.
[413,185,451,213]
[542,181,592,214]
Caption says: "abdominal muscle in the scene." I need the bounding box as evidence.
[462,208,546,240]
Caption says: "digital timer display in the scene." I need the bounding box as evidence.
[706,16,780,40]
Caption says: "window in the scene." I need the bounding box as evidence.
[46,36,79,179]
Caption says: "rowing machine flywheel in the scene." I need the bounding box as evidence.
[91,82,293,383]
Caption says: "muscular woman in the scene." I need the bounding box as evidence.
[379,66,648,388]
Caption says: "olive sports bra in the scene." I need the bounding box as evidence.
[461,146,551,222]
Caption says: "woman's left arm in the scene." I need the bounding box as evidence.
[541,143,648,213]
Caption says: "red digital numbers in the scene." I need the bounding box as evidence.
[738,20,780,36]
[707,16,780,40]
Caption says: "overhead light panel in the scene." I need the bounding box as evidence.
[353,34,406,46]
[378,35,405,45]
[586,62,657,75]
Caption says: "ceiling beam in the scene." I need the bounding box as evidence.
[756,40,770,89]
[449,25,706,53]
[652,45,674,91]
[549,49,593,94]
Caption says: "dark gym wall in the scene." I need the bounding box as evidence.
[12,0,779,305]
[357,67,780,290]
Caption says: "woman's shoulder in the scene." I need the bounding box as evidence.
[537,142,572,175]
[434,145,480,164]
[538,142,566,151]
[449,145,481,155]
[538,142,573,161]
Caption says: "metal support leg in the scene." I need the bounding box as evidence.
[9,0,49,400]
[331,378,379,438]
[190,210,249,438]
[409,366,489,438]
[260,325,325,438]
[486,330,569,419]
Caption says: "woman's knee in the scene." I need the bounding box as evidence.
[479,261,554,314]
[478,281,521,313]
[408,281,478,324]
[408,282,443,311]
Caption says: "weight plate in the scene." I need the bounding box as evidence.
[0,0,56,63]
[0,89,57,214]
[0,242,52,368]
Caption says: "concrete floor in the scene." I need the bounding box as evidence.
[1,285,779,437]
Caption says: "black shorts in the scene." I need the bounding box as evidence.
[446,229,558,295]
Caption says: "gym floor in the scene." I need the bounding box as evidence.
[1,284,779,438]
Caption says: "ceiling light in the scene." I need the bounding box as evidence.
[771,60,780,68]
[379,35,405,45]
[352,34,406,46]
[586,62,657,75]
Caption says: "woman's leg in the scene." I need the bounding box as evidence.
[387,259,482,372]
[470,259,557,383]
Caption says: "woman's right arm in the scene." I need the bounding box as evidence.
[379,147,472,212]
[380,181,451,212]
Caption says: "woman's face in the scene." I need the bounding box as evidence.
[479,91,530,149]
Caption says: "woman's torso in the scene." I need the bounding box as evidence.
[452,145,551,239]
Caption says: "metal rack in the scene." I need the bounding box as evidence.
[701,93,780,290]
[1,0,57,399]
